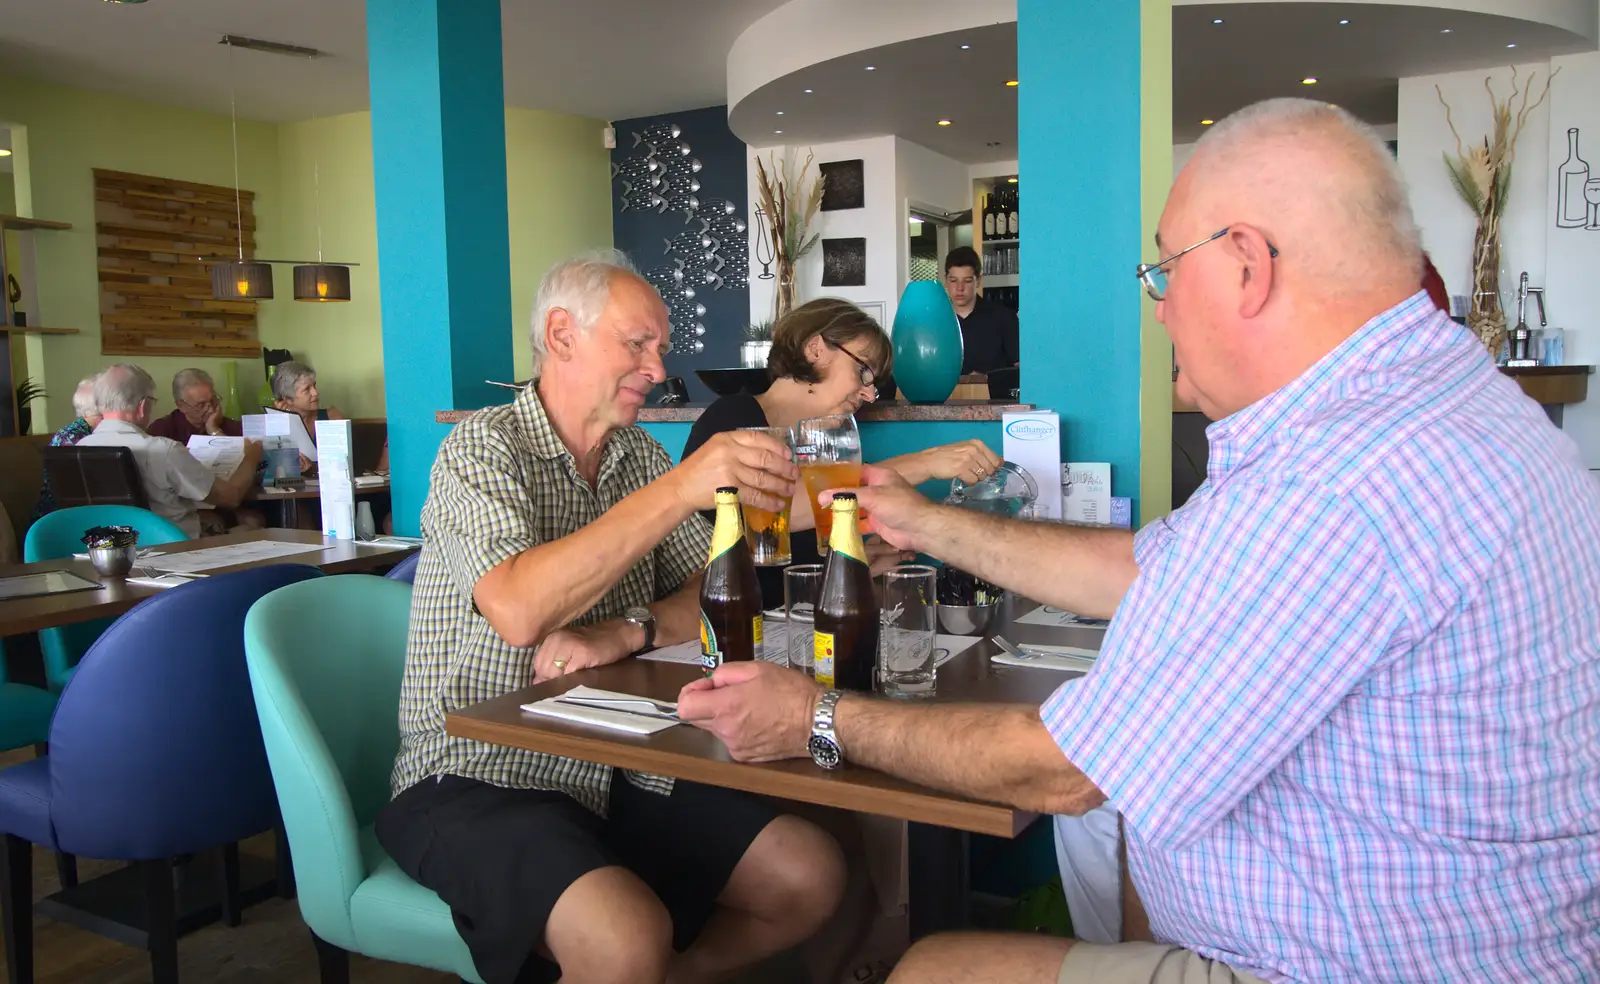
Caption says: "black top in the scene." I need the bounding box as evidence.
[958,296,1021,374]
[681,392,819,609]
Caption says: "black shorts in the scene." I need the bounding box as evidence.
[374,771,782,984]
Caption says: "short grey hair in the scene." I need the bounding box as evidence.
[1195,98,1422,284]
[271,361,316,402]
[529,249,643,377]
[171,367,214,403]
[71,375,100,419]
[93,364,156,415]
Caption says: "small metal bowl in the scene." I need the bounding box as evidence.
[87,543,138,578]
[939,602,998,636]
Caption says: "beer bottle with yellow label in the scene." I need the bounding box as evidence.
[699,487,764,673]
[813,492,879,691]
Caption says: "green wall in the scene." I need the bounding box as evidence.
[0,74,613,429]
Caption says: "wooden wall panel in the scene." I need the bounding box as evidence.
[94,169,262,358]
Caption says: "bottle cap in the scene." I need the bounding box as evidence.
[716,486,739,494]
[832,492,857,503]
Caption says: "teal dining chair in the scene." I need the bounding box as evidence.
[23,505,189,691]
[243,575,481,984]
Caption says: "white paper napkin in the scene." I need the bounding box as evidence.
[991,643,1098,673]
[520,686,679,735]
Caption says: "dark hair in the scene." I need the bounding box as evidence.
[944,246,981,276]
[766,298,892,385]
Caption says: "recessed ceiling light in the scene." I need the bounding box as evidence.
[0,149,12,157]
[865,65,876,71]
[1200,119,1214,125]
[1212,18,1223,24]
[774,129,783,134]
[1506,43,1517,48]
[937,119,952,126]
[1302,77,1319,85]
[102,0,150,4]
[1338,18,1350,25]
[1007,177,1018,184]
[1440,28,1452,33]
[1005,80,1019,87]
[803,88,813,94]
[960,44,970,50]
[776,111,784,115]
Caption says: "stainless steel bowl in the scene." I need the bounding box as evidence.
[938,602,998,636]
[87,543,138,578]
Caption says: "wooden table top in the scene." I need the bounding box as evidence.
[247,480,390,502]
[0,528,416,636]
[448,600,1103,838]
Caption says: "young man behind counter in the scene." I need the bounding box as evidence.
[942,245,1020,374]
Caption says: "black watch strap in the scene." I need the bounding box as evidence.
[624,607,656,654]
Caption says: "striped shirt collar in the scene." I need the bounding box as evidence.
[1205,290,1436,480]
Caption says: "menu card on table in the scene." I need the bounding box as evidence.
[316,418,356,540]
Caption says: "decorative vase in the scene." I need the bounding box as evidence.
[222,361,243,419]
[773,267,797,323]
[1467,220,1508,359]
[891,280,964,403]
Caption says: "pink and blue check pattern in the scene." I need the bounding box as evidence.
[1044,292,1600,983]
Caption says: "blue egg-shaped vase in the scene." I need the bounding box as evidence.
[891,280,964,403]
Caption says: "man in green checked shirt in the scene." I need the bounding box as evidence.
[377,251,846,984]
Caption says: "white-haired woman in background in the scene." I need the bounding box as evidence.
[33,374,104,518]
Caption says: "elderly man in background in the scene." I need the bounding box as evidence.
[379,251,845,984]
[148,367,243,442]
[33,374,103,519]
[677,98,1600,984]
[77,364,261,537]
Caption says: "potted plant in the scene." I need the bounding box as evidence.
[740,320,773,368]
[15,377,45,436]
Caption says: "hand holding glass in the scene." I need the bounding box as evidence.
[737,426,796,565]
[794,414,864,553]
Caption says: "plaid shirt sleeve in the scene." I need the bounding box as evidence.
[1042,478,1408,850]
[424,428,543,604]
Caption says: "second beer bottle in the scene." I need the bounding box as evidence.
[700,486,764,673]
[813,492,879,692]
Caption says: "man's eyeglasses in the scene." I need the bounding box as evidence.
[830,343,877,388]
[1135,226,1280,302]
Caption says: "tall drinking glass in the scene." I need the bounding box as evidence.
[793,414,864,554]
[784,564,825,675]
[878,564,938,697]
[737,426,796,565]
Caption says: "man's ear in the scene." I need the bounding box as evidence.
[546,308,578,362]
[1230,226,1275,320]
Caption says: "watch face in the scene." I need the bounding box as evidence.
[807,734,842,770]
[624,606,651,624]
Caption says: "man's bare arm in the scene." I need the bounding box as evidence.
[834,695,1106,816]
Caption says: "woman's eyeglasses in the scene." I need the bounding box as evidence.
[830,343,877,388]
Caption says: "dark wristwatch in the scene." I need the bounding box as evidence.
[622,606,656,654]
[808,690,845,770]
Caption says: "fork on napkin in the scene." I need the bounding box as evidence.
[990,639,1099,672]
[521,685,681,735]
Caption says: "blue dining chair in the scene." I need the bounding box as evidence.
[0,564,323,984]
[245,575,482,983]
[23,505,190,692]
[383,551,419,584]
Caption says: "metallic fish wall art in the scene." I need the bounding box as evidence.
[612,121,749,354]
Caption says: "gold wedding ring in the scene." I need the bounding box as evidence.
[553,659,568,671]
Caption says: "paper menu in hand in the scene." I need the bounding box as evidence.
[242,413,292,439]
[185,435,246,479]
[264,407,318,463]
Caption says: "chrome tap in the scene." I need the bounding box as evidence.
[1509,273,1547,365]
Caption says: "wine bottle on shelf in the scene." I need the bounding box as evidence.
[994,192,1009,239]
[1009,186,1020,237]
[982,194,995,237]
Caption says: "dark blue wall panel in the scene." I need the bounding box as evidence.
[611,105,749,402]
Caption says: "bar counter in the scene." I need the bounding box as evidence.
[435,399,1033,426]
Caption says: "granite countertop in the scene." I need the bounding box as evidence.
[435,399,1033,425]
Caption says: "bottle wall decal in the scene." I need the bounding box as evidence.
[1557,128,1590,229]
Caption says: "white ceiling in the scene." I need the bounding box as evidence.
[0,0,1593,159]
[0,0,788,123]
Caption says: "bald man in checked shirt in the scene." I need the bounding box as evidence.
[673,97,1600,984]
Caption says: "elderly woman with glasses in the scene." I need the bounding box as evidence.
[682,297,999,606]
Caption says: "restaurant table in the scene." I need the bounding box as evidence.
[448,596,1106,939]
[247,479,391,530]
[0,528,418,637]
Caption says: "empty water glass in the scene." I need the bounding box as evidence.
[785,564,824,675]
[878,565,938,697]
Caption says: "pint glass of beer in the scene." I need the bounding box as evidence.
[736,426,796,565]
[793,414,863,554]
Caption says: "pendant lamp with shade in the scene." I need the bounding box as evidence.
[211,36,273,300]
[292,49,352,302]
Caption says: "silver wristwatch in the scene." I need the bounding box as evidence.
[808,690,845,770]
[622,606,656,654]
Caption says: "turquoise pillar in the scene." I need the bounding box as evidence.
[368,0,514,534]
[1018,0,1171,525]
